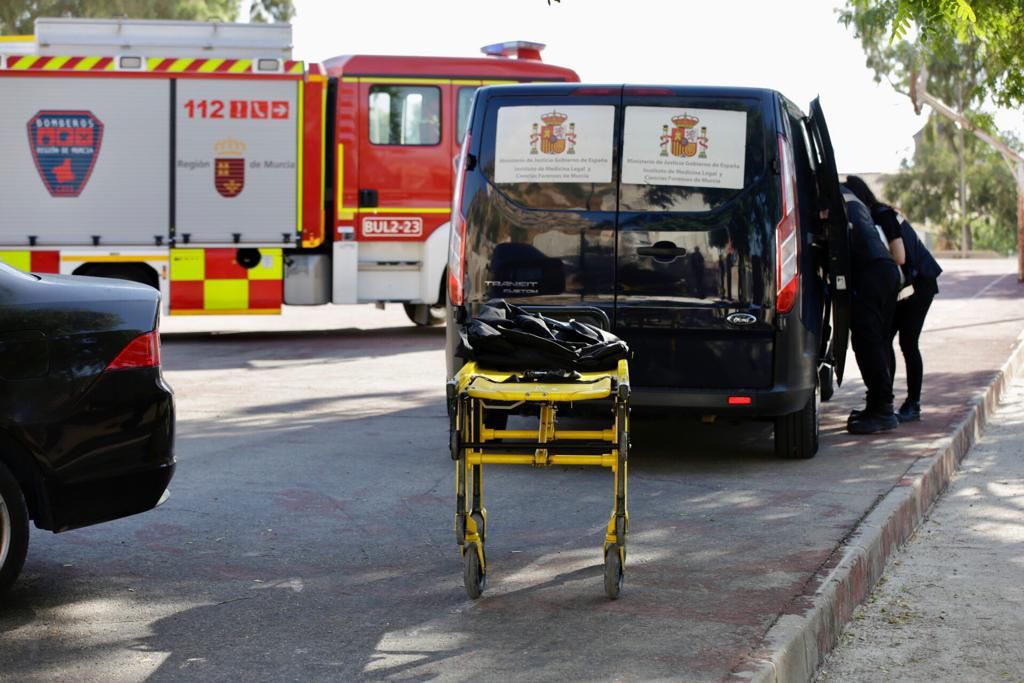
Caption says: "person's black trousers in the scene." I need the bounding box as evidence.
[851,263,901,412]
[888,288,935,404]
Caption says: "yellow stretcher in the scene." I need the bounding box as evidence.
[447,359,631,599]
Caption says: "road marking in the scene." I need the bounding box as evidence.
[972,272,1013,299]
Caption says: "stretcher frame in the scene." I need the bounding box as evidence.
[447,359,630,599]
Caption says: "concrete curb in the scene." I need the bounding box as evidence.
[735,331,1024,683]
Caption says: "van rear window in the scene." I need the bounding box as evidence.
[619,101,766,212]
[485,104,617,211]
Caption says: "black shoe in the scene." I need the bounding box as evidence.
[848,408,866,422]
[847,411,899,434]
[897,402,921,423]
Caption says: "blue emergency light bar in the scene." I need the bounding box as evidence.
[480,41,546,60]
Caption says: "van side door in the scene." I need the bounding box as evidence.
[807,97,851,385]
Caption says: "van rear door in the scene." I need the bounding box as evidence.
[615,87,775,390]
[806,97,851,385]
[468,87,620,320]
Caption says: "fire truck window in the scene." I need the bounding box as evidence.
[368,85,441,146]
[457,87,479,143]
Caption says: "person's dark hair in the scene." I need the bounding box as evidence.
[844,175,880,210]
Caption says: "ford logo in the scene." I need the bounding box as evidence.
[726,312,757,326]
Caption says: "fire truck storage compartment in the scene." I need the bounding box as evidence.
[175,78,300,245]
[356,241,423,302]
[284,253,330,305]
[0,74,302,248]
[0,77,170,246]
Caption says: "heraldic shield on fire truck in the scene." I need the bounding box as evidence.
[0,18,579,325]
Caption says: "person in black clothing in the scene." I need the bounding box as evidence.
[841,182,904,434]
[845,176,942,422]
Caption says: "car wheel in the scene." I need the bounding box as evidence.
[774,383,819,460]
[403,302,445,327]
[0,461,30,593]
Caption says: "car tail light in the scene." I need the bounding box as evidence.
[448,133,471,306]
[728,395,752,406]
[775,135,799,315]
[106,331,161,371]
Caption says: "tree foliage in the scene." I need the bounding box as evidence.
[248,0,292,23]
[843,0,1024,107]
[0,0,294,35]
[842,0,1020,253]
[885,120,1019,254]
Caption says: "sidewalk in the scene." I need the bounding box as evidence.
[735,259,1024,682]
[816,377,1024,682]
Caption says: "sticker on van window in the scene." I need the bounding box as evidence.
[494,106,614,184]
[621,107,747,189]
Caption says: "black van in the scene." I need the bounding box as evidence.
[445,84,850,459]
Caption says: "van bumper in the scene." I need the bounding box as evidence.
[631,384,815,417]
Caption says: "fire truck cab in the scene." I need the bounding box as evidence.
[0,20,579,325]
[322,43,579,324]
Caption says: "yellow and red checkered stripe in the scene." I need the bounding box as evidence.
[169,248,282,315]
[3,55,304,74]
[0,250,60,273]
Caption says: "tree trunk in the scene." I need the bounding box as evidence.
[1017,164,1024,282]
[957,81,972,254]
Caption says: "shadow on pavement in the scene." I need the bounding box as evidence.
[4,261,1022,681]
[161,325,444,373]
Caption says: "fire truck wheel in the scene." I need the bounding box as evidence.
[403,303,445,327]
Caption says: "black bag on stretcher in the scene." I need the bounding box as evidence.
[448,299,633,600]
[456,301,630,373]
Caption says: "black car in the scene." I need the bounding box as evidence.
[0,263,175,591]
[445,84,850,459]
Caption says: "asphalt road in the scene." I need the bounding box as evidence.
[1,259,1021,682]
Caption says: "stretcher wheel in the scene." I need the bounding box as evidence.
[604,548,623,600]
[463,543,485,599]
[471,512,486,543]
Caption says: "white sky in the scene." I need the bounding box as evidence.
[291,0,1023,174]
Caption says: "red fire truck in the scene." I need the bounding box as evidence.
[0,18,579,325]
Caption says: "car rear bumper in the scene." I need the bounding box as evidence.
[33,367,176,532]
[48,462,176,532]
[631,384,815,417]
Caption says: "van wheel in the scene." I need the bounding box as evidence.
[0,461,30,593]
[403,303,445,327]
[774,387,819,459]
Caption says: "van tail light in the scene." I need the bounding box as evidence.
[106,331,161,371]
[448,133,471,306]
[572,87,617,96]
[623,87,674,97]
[775,134,799,315]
